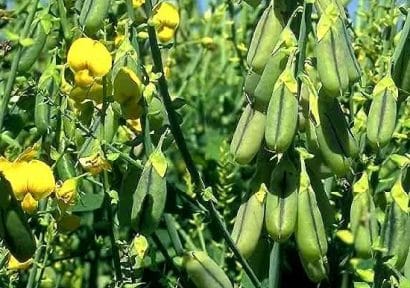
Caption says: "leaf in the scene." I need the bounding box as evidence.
[19,37,34,47]
[391,177,409,212]
[336,230,354,244]
[354,283,371,288]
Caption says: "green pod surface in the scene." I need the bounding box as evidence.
[230,104,266,164]
[231,189,265,259]
[337,20,361,84]
[265,72,298,153]
[0,176,36,262]
[300,255,328,283]
[366,77,397,149]
[350,192,378,258]
[253,49,289,112]
[382,202,410,269]
[316,27,349,97]
[56,153,77,181]
[18,21,47,72]
[246,4,284,74]
[98,105,119,143]
[296,168,328,262]
[315,97,355,176]
[34,82,51,136]
[184,251,233,288]
[265,156,298,242]
[392,13,410,94]
[147,97,166,130]
[243,70,261,99]
[131,152,167,235]
[79,0,110,35]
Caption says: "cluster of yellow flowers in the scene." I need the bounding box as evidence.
[67,38,112,104]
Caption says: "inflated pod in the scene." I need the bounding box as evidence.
[97,105,119,143]
[243,70,261,99]
[230,104,266,164]
[392,13,410,94]
[265,66,298,153]
[265,155,298,242]
[366,76,398,149]
[296,158,327,262]
[299,255,328,283]
[253,28,297,111]
[131,149,167,235]
[0,175,36,262]
[18,20,47,72]
[246,3,285,74]
[350,172,378,258]
[315,96,356,176]
[338,20,361,84]
[315,5,349,96]
[79,0,111,35]
[183,251,233,288]
[231,186,266,258]
[382,201,410,269]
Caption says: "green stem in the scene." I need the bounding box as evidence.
[143,1,261,286]
[164,214,184,256]
[0,0,40,132]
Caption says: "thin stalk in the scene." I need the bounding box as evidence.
[101,77,123,283]
[143,0,261,286]
[57,0,72,41]
[0,0,40,132]
[164,214,184,256]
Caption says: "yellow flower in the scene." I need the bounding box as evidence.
[133,0,145,8]
[126,118,142,134]
[151,2,179,43]
[132,234,149,258]
[0,159,55,202]
[8,255,32,271]
[79,153,111,175]
[113,67,143,104]
[67,38,112,78]
[21,193,38,214]
[56,178,78,207]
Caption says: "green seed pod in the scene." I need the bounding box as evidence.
[183,251,233,288]
[98,105,119,143]
[0,175,36,262]
[315,5,349,96]
[366,76,398,149]
[231,186,266,259]
[299,255,328,283]
[253,28,297,112]
[247,3,285,74]
[244,70,261,99]
[56,153,77,181]
[265,155,298,242]
[338,20,361,84]
[244,237,271,281]
[392,13,410,94]
[131,149,167,235]
[18,20,47,72]
[315,96,356,176]
[350,172,378,258]
[243,0,261,8]
[296,157,327,262]
[382,178,410,269]
[265,67,298,153]
[79,0,111,35]
[230,104,266,164]
[148,97,166,130]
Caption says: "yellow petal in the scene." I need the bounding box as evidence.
[126,118,142,134]
[69,83,104,104]
[21,193,38,214]
[152,2,180,29]
[0,157,12,172]
[56,178,77,206]
[87,41,112,77]
[157,26,175,43]
[8,255,32,271]
[74,69,94,88]
[113,67,143,104]
[79,153,111,175]
[26,160,55,200]
[133,0,145,8]
[2,162,29,200]
[132,234,149,258]
[67,38,94,72]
